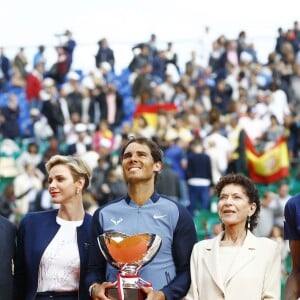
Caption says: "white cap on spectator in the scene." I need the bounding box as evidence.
[100,62,112,73]
[43,77,55,87]
[67,71,80,81]
[39,90,51,101]
[30,108,40,117]
[75,123,87,133]
[100,138,112,148]
[240,51,253,63]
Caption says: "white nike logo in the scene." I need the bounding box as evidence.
[153,214,167,219]
[110,218,123,225]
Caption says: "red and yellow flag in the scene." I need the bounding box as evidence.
[133,103,177,129]
[245,135,289,184]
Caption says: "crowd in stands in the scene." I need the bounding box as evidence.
[0,22,300,265]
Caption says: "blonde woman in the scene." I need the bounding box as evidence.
[14,155,92,300]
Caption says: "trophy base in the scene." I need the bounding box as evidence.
[105,287,146,300]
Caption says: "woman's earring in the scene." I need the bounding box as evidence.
[76,188,80,195]
[247,216,251,230]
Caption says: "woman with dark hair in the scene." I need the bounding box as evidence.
[186,173,281,299]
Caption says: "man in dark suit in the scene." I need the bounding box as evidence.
[0,215,16,300]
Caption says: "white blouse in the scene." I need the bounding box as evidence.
[37,217,83,292]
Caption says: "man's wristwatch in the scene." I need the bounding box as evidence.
[89,283,98,297]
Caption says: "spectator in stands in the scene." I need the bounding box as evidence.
[89,156,111,207]
[290,63,300,111]
[185,50,201,82]
[147,33,158,60]
[226,113,247,174]
[236,30,248,60]
[57,85,71,124]
[41,78,65,141]
[186,137,213,215]
[255,191,277,237]
[203,122,232,183]
[131,63,155,104]
[275,27,286,55]
[25,61,44,109]
[54,29,77,72]
[0,182,19,222]
[12,47,28,87]
[92,119,114,154]
[172,82,188,113]
[156,159,181,201]
[64,71,84,114]
[16,141,42,172]
[22,107,53,143]
[33,45,46,69]
[208,35,227,74]
[269,225,290,279]
[63,30,76,70]
[13,162,44,219]
[165,41,180,75]
[0,47,11,91]
[128,43,151,72]
[47,46,69,84]
[164,135,190,207]
[97,165,127,204]
[151,50,167,84]
[166,114,194,148]
[95,38,115,71]
[134,114,155,138]
[65,123,92,157]
[32,178,54,212]
[158,73,176,103]
[262,114,285,152]
[96,82,124,131]
[268,78,291,125]
[0,93,20,140]
[271,181,291,229]
[37,136,63,175]
[238,105,265,146]
[154,112,172,148]
[210,76,233,114]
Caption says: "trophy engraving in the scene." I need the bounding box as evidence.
[97,231,162,300]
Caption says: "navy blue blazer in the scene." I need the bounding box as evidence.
[14,209,92,300]
[0,215,16,300]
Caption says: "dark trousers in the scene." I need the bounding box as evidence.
[35,291,78,299]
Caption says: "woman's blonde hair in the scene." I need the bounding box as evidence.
[45,155,92,191]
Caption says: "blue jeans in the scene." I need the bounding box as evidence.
[188,185,210,215]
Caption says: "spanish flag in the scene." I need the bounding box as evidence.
[133,103,177,129]
[245,135,289,184]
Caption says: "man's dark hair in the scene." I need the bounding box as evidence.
[120,137,163,183]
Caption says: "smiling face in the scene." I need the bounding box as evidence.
[121,142,162,185]
[217,183,257,230]
[48,164,83,205]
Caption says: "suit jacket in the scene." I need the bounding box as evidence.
[186,231,281,299]
[0,215,16,300]
[13,209,92,300]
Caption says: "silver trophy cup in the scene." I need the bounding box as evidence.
[97,231,162,300]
